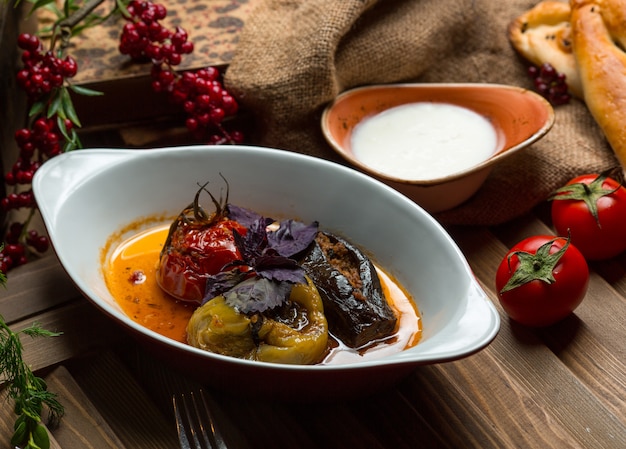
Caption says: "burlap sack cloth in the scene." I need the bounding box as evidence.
[224,0,617,226]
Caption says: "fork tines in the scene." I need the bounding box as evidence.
[173,390,227,449]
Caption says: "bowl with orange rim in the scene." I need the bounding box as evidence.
[321,83,555,213]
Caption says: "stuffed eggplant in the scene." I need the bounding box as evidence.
[300,232,397,348]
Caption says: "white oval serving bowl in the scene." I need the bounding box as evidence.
[321,83,555,213]
[33,145,499,400]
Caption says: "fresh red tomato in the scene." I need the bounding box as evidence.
[157,218,247,303]
[550,172,626,260]
[495,235,588,327]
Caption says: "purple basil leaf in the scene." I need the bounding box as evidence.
[207,205,316,314]
[226,204,273,228]
[247,218,270,252]
[223,277,292,313]
[203,269,248,305]
[233,217,269,261]
[257,267,307,284]
[254,254,306,283]
[268,219,319,257]
[256,265,306,284]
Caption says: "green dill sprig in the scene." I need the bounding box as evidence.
[0,315,64,449]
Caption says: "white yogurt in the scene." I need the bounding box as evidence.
[350,102,498,180]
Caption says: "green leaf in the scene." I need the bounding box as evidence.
[61,89,81,127]
[56,115,70,140]
[56,117,81,151]
[22,405,41,421]
[13,413,26,430]
[117,0,131,17]
[63,139,76,152]
[26,0,57,17]
[28,101,46,118]
[32,423,50,449]
[68,84,103,97]
[21,324,62,338]
[47,90,64,119]
[10,420,27,447]
[70,130,83,150]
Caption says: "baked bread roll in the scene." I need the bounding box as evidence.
[571,0,626,170]
[508,1,582,97]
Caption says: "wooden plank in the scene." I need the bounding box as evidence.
[400,357,584,449]
[536,283,626,419]
[116,346,256,449]
[216,398,325,449]
[592,255,626,291]
[13,300,124,373]
[123,344,314,449]
[399,363,517,449]
[264,400,392,449]
[447,225,626,448]
[44,366,127,449]
[487,216,626,417]
[0,389,17,448]
[0,255,80,324]
[50,432,62,449]
[66,350,179,449]
[343,389,453,449]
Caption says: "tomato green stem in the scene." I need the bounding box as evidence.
[549,170,622,228]
[499,237,570,294]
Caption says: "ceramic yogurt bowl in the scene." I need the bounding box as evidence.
[321,83,555,213]
[32,145,499,400]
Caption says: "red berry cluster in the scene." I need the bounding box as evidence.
[119,1,193,64]
[2,117,73,213]
[16,33,77,100]
[152,65,243,143]
[0,223,49,273]
[1,34,78,272]
[120,0,243,143]
[528,63,570,106]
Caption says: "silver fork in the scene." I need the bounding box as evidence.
[173,390,228,449]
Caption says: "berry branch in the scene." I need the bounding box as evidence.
[1,0,242,274]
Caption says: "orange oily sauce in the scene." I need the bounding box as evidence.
[104,225,422,364]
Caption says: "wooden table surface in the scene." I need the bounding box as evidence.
[5,0,624,447]
[1,200,624,449]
